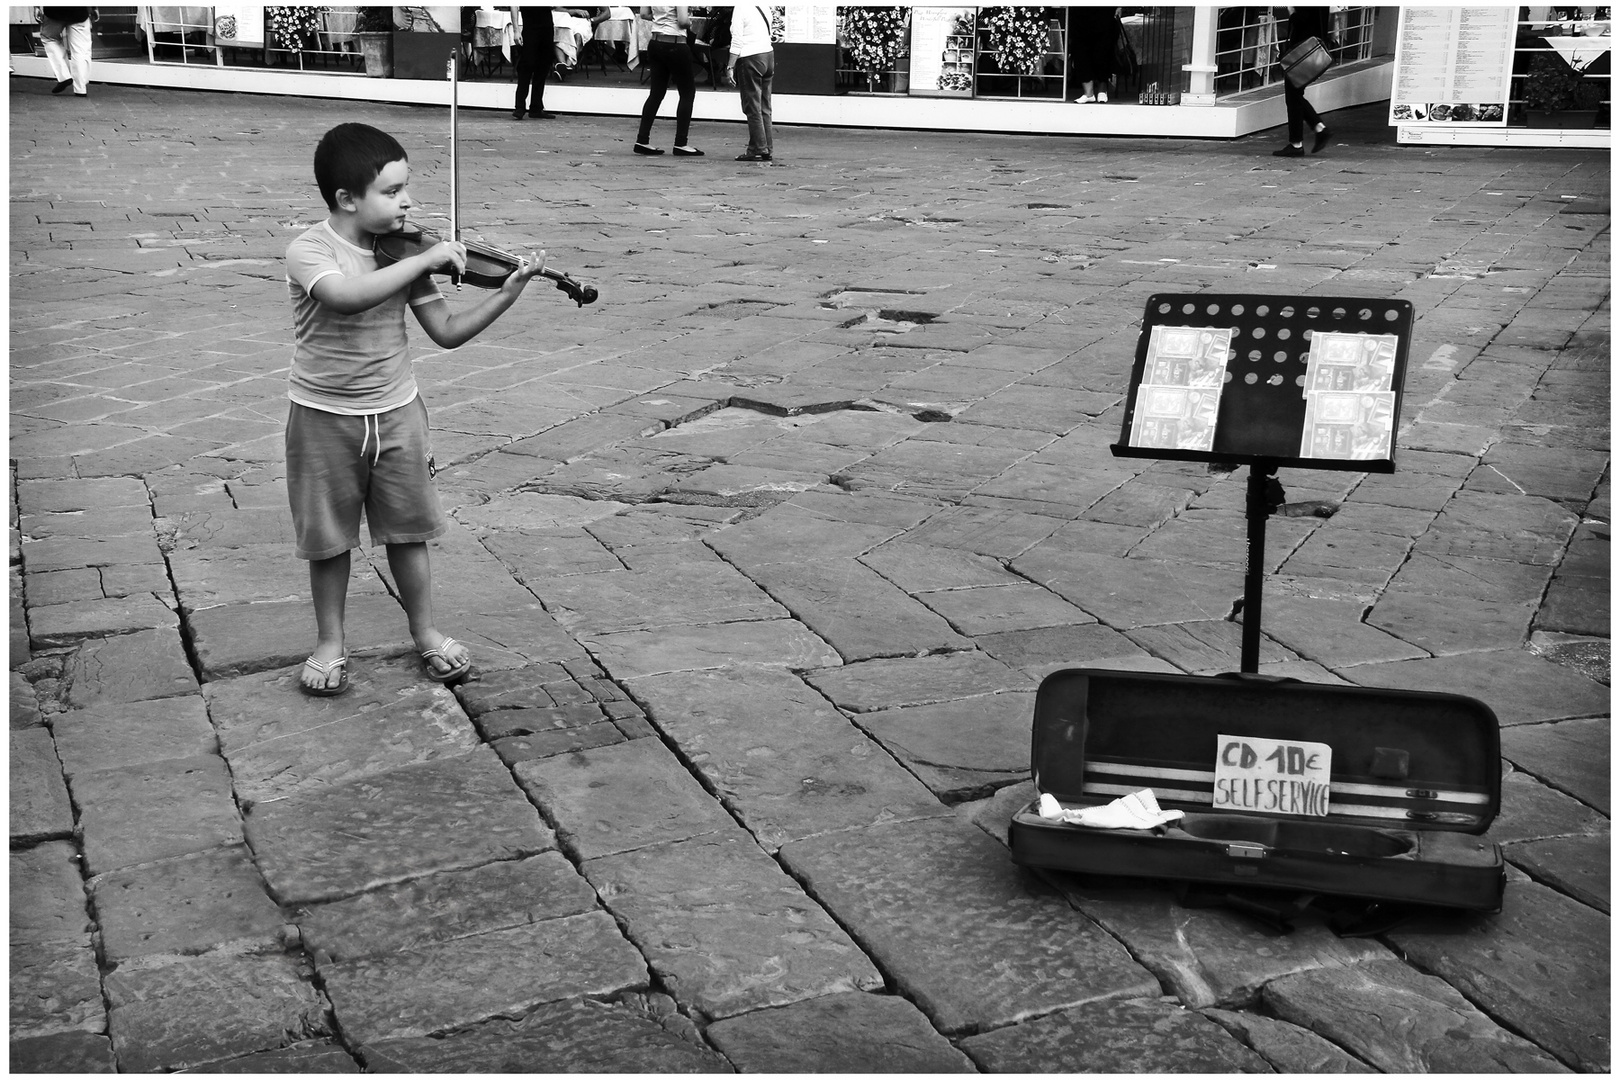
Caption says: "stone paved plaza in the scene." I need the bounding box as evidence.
[8,78,1610,1072]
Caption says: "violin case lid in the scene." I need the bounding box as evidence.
[1009,668,1506,912]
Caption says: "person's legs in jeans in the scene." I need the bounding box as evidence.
[737,55,766,155]
[637,41,672,144]
[757,52,774,156]
[668,43,696,147]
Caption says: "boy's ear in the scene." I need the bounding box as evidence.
[333,186,359,212]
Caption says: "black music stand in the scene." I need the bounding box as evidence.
[1111,294,1415,672]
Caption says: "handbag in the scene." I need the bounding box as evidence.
[1279,36,1333,89]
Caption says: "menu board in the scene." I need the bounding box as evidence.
[1389,7,1516,126]
[1126,325,1233,452]
[781,6,837,44]
[909,7,975,96]
[1298,332,1398,460]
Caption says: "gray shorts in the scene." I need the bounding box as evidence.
[285,398,447,561]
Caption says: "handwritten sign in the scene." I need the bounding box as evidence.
[1213,735,1332,817]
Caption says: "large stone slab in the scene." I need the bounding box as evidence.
[583,619,842,679]
[804,650,1033,713]
[1204,1008,1376,1073]
[27,593,178,648]
[513,737,739,860]
[242,749,554,904]
[974,621,1164,679]
[10,841,91,946]
[1384,551,1554,606]
[744,558,972,661]
[49,694,217,778]
[1255,594,1429,667]
[90,845,286,962]
[1413,490,1579,565]
[704,990,975,1073]
[778,816,1159,1035]
[10,940,106,1040]
[629,666,949,850]
[19,533,166,574]
[916,582,1095,636]
[207,672,479,806]
[859,540,1025,592]
[319,911,647,1043]
[706,503,905,567]
[1126,620,1295,674]
[68,753,244,877]
[203,1040,361,1073]
[1507,831,1609,912]
[1500,716,1609,814]
[1012,550,1244,629]
[1537,571,1609,636]
[583,830,883,1020]
[1388,872,1609,1071]
[1493,766,1609,843]
[188,593,411,681]
[16,476,150,514]
[1261,959,1570,1073]
[1367,592,1537,655]
[853,692,1034,801]
[1343,650,1610,726]
[167,544,389,612]
[295,852,597,963]
[104,952,330,1073]
[528,553,787,635]
[959,996,1272,1073]
[10,727,73,843]
[1041,873,1390,1009]
[358,993,730,1073]
[62,626,199,706]
[9,1030,118,1074]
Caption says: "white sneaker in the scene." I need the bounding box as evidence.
[1097,91,1108,103]
[1076,93,1097,103]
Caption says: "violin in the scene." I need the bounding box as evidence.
[374,222,599,307]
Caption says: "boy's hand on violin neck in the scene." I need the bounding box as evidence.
[501,251,547,297]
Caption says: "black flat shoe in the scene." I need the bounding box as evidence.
[1312,125,1332,153]
[736,152,770,161]
[1271,144,1304,157]
[513,110,525,120]
[634,143,664,155]
[51,79,70,94]
[534,111,555,119]
[673,145,704,156]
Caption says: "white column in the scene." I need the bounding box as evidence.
[1182,6,1218,105]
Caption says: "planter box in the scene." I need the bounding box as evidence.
[391,30,458,80]
[356,31,391,77]
[1526,108,1599,129]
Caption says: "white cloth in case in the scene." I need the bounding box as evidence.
[1037,789,1185,830]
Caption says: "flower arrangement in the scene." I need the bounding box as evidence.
[769,6,786,43]
[266,6,326,52]
[214,14,237,40]
[938,71,972,91]
[980,6,1052,76]
[839,7,909,76]
[1523,52,1605,112]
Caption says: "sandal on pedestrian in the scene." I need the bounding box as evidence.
[421,638,472,683]
[299,654,350,697]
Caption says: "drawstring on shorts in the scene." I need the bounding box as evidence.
[359,414,382,467]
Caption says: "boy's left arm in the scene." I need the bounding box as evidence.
[411,250,546,349]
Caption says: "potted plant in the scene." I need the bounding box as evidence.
[355,6,393,77]
[266,6,327,55]
[1522,52,1604,127]
[839,7,910,93]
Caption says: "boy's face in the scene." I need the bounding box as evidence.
[340,158,412,236]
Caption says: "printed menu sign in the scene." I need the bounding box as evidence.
[1390,7,1515,126]
[1127,325,1232,452]
[1299,332,1398,461]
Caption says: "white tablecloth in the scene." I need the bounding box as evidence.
[1544,33,1611,72]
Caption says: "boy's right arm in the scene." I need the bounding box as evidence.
[311,240,467,315]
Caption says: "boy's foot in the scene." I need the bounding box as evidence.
[1312,125,1332,153]
[418,634,472,684]
[299,652,350,697]
[633,143,664,155]
[51,79,71,93]
[673,145,704,156]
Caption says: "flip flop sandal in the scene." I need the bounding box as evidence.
[300,654,350,697]
[420,638,472,683]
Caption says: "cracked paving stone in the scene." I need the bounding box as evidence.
[704,990,975,1072]
[959,996,1272,1072]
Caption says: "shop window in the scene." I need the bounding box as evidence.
[974,6,1067,100]
[1214,6,1379,95]
[1511,7,1610,128]
[837,7,914,94]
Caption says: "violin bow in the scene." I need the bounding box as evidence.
[447,47,460,288]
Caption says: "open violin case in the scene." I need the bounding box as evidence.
[1009,668,1507,913]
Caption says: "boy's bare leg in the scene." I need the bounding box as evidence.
[303,551,351,691]
[386,541,468,675]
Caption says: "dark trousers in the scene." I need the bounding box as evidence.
[736,51,774,156]
[1282,62,1320,144]
[637,38,696,146]
[513,10,552,115]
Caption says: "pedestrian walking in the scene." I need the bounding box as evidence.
[1067,6,1119,103]
[283,122,545,696]
[509,5,556,119]
[39,6,93,97]
[1273,5,1333,156]
[634,5,702,156]
[725,5,774,161]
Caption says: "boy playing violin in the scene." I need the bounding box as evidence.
[283,122,544,695]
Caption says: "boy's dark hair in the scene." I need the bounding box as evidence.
[313,123,408,210]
